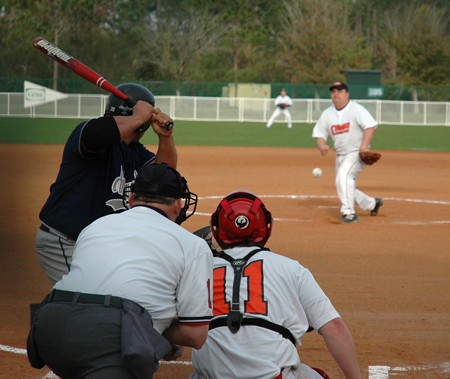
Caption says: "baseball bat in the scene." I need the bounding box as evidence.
[33,36,173,131]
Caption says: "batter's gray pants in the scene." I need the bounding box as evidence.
[36,224,75,284]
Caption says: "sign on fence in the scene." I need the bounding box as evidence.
[23,81,68,108]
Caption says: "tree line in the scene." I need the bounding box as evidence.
[1,0,450,89]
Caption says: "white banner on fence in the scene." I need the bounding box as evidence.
[23,81,68,108]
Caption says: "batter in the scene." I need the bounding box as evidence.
[36,83,177,283]
[312,82,383,223]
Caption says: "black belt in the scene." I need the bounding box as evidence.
[48,289,123,309]
[39,224,51,233]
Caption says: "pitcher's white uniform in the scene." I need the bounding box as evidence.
[312,101,378,216]
[266,94,293,129]
[189,247,340,379]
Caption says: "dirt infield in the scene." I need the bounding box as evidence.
[1,143,449,379]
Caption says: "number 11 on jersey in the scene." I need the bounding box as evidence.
[212,260,268,316]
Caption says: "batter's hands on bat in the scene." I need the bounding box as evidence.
[114,100,156,141]
[161,345,185,361]
[151,108,174,135]
[132,100,155,125]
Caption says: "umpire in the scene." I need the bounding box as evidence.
[27,163,213,378]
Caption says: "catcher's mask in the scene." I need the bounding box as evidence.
[105,83,155,133]
[211,190,273,249]
[123,163,198,225]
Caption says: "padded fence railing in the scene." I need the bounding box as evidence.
[1,93,449,126]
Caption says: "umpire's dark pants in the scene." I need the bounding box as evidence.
[33,301,132,378]
[28,291,171,379]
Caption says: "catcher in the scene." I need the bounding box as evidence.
[190,191,362,379]
[312,82,383,223]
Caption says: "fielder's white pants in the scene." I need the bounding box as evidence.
[188,364,324,379]
[335,151,376,215]
[266,108,292,128]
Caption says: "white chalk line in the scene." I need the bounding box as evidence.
[369,366,390,379]
[0,340,189,366]
[2,344,449,378]
[369,362,450,378]
[43,373,59,379]
[392,361,450,372]
[196,195,450,225]
[0,343,26,355]
[160,360,193,365]
[199,194,450,205]
[392,220,450,225]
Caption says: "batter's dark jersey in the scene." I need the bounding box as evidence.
[39,120,155,241]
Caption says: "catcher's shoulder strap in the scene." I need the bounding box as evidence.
[212,248,313,344]
[215,248,268,334]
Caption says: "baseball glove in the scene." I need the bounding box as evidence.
[277,104,286,109]
[359,151,381,165]
[193,225,221,256]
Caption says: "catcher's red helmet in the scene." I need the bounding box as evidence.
[211,190,273,249]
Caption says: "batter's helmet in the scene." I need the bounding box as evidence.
[105,83,156,132]
[123,163,198,225]
[211,190,273,249]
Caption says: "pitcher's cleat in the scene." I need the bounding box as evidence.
[339,213,359,223]
[371,198,383,216]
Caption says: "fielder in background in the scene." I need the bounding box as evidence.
[190,191,362,379]
[312,82,383,223]
[27,163,213,378]
[266,87,293,129]
[36,83,177,284]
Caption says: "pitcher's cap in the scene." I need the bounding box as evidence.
[329,82,349,91]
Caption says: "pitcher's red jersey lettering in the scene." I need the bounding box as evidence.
[331,122,350,135]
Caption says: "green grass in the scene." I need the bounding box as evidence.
[0,117,78,144]
[0,117,449,151]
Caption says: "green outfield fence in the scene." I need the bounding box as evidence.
[2,78,450,102]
